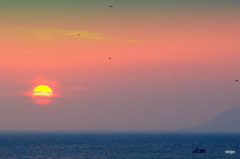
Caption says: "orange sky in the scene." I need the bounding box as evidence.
[0,0,240,130]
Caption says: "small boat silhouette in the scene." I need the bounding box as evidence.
[192,148,206,153]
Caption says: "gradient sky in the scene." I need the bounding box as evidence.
[0,0,240,131]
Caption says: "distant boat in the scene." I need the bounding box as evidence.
[192,148,206,153]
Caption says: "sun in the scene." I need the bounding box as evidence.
[33,85,53,97]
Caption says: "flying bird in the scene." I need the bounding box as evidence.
[236,80,238,82]
[109,5,113,8]
[109,57,112,60]
[77,34,80,36]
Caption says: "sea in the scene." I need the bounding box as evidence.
[0,132,239,159]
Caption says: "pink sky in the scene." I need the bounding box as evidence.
[0,0,240,131]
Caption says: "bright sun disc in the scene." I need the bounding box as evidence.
[33,85,53,97]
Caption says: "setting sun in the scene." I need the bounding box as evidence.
[33,85,53,97]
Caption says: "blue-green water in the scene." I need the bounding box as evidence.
[0,132,239,159]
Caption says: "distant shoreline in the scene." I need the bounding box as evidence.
[0,130,239,134]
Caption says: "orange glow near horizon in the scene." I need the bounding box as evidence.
[32,85,53,105]
[33,98,52,105]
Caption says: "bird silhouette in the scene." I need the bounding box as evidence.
[109,5,113,8]
[236,80,238,82]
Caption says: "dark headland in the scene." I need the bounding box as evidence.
[181,107,240,133]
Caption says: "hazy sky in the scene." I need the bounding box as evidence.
[0,0,240,131]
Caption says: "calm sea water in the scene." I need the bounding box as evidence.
[0,132,239,159]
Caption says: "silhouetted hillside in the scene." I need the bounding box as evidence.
[182,107,240,132]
